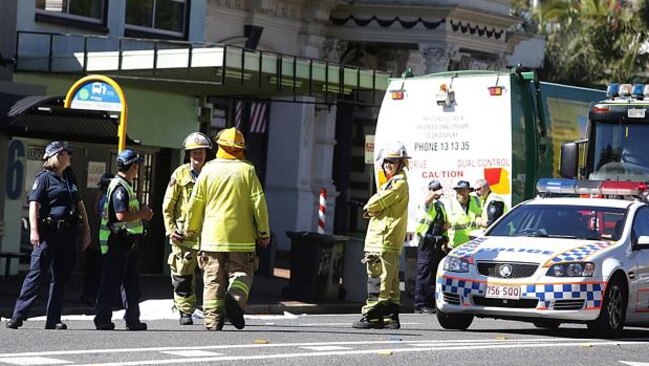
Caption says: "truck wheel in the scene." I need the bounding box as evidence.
[436,309,473,330]
[587,276,627,338]
[532,320,561,329]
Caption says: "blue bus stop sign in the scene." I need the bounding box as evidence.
[69,81,122,112]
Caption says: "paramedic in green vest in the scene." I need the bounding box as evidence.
[446,180,481,247]
[352,142,410,330]
[474,179,508,229]
[413,180,449,314]
[185,127,270,331]
[94,150,153,331]
[162,132,212,325]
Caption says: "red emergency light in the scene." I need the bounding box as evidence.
[488,86,504,96]
[599,181,648,196]
[391,90,405,100]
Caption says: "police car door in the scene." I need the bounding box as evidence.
[627,206,649,324]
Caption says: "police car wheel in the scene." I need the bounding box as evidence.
[436,309,473,330]
[532,320,561,329]
[586,276,627,338]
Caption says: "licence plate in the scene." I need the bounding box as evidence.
[628,108,646,118]
[485,285,521,299]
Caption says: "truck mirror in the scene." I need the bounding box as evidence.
[560,142,578,178]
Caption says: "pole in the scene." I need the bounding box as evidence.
[318,188,327,234]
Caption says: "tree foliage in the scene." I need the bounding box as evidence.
[535,0,649,88]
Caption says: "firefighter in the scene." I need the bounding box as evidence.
[446,180,481,247]
[94,150,153,331]
[6,141,91,330]
[352,142,410,330]
[474,179,508,228]
[185,127,270,331]
[162,132,212,325]
[413,180,449,314]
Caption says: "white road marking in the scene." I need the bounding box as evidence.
[300,346,352,351]
[0,338,643,361]
[160,351,223,357]
[0,357,70,365]
[620,362,649,366]
[70,341,649,366]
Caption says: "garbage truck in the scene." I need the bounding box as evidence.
[560,83,649,182]
[372,69,605,243]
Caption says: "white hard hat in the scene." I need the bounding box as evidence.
[382,142,411,160]
[183,132,213,150]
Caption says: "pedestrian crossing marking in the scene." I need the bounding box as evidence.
[300,346,352,351]
[0,357,70,365]
[160,351,223,357]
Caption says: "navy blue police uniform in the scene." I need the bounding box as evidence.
[9,159,80,329]
[94,151,147,331]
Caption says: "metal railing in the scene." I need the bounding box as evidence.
[15,31,388,106]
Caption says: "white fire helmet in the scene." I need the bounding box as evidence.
[183,132,213,150]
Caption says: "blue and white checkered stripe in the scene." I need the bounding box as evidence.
[438,276,605,310]
[525,283,604,309]
[545,242,610,266]
[450,237,487,261]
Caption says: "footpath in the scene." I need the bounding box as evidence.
[0,252,371,319]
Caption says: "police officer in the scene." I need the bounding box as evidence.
[414,180,449,314]
[6,141,91,330]
[185,127,270,331]
[446,180,482,248]
[162,132,212,325]
[474,179,508,228]
[352,142,410,330]
[94,150,153,331]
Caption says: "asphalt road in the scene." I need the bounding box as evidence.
[2,314,649,366]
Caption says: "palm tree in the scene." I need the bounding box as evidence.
[535,0,649,87]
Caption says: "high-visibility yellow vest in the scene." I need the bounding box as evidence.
[415,200,448,239]
[479,192,508,226]
[446,195,481,247]
[99,175,144,254]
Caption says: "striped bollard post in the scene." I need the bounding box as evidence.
[317,188,327,234]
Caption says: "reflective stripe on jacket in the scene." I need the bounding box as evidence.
[99,175,144,254]
[186,159,269,252]
[446,195,481,247]
[363,172,409,254]
[162,164,199,249]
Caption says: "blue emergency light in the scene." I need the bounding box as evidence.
[632,84,644,98]
[536,178,577,194]
[606,84,619,98]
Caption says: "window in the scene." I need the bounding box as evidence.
[632,207,649,244]
[126,0,188,38]
[36,0,106,24]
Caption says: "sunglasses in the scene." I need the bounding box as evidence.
[383,159,398,165]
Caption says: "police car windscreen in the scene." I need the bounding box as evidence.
[487,204,626,241]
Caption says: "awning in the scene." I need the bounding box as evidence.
[15,32,390,103]
[0,92,134,144]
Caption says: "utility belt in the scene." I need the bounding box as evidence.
[108,226,145,247]
[41,215,79,232]
[421,234,449,251]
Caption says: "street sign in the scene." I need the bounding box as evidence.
[365,134,374,164]
[65,75,128,151]
[69,81,122,112]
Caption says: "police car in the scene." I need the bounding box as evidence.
[436,178,649,338]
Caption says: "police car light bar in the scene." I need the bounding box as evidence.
[536,178,648,196]
[606,82,649,99]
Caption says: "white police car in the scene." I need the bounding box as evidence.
[436,178,649,338]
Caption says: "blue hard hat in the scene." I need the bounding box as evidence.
[43,141,74,159]
[116,150,144,167]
